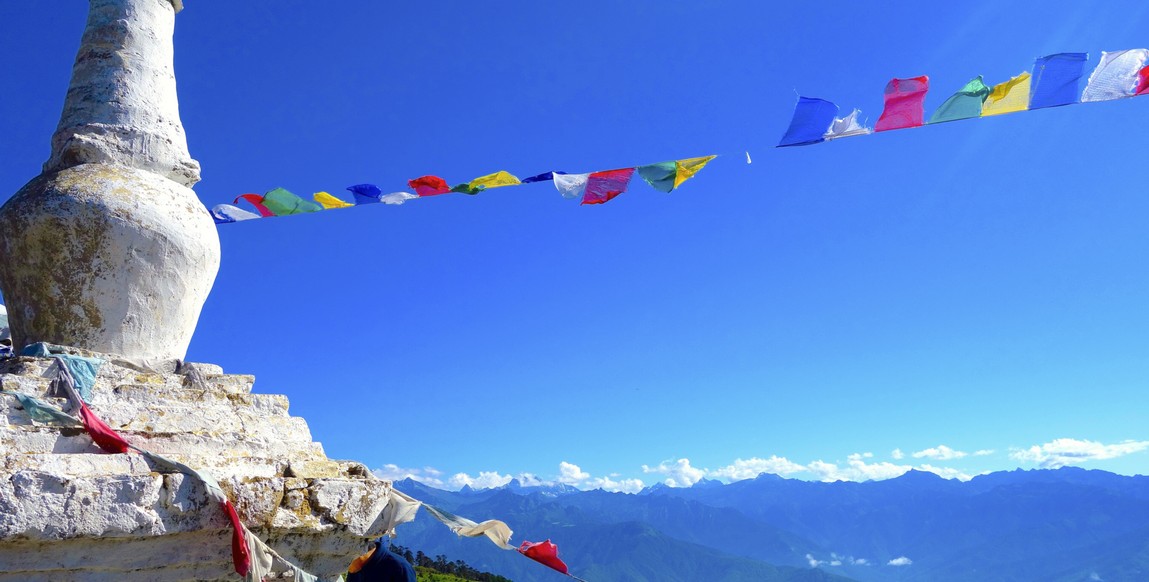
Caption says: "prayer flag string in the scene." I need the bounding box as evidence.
[213,46,1149,225]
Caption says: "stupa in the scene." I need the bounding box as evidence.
[0,1,403,580]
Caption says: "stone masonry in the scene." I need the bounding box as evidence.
[0,352,399,581]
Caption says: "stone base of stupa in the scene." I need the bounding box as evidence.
[0,353,394,581]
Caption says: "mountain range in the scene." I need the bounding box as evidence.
[392,467,1149,582]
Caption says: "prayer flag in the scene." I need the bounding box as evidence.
[408,176,452,197]
[234,194,274,217]
[637,162,677,192]
[875,76,929,132]
[582,168,635,205]
[423,504,515,550]
[1138,65,1149,95]
[77,403,131,454]
[1082,49,1149,102]
[983,72,1031,116]
[211,204,260,224]
[638,157,716,193]
[469,171,521,189]
[347,184,383,205]
[380,192,418,205]
[450,183,483,195]
[674,155,716,188]
[224,500,252,577]
[1029,53,1088,109]
[519,540,569,575]
[1,391,81,426]
[823,109,872,140]
[554,173,590,200]
[262,188,323,216]
[777,96,839,147]
[313,191,353,209]
[929,76,990,123]
[522,171,567,183]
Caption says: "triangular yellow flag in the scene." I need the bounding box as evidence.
[982,72,1031,117]
[468,171,521,190]
[673,155,717,188]
[313,191,353,209]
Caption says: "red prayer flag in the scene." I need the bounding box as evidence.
[78,403,131,454]
[224,501,252,577]
[234,194,275,217]
[408,175,452,197]
[875,76,930,132]
[519,539,569,575]
[582,168,636,205]
[1136,65,1149,95]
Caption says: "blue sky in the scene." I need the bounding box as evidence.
[2,1,1147,492]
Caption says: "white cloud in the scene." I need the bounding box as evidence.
[558,461,590,484]
[912,445,967,460]
[372,464,447,488]
[891,448,905,460]
[808,454,912,482]
[1089,573,1102,581]
[448,470,513,490]
[642,458,707,487]
[854,558,870,566]
[584,475,645,494]
[709,456,806,481]
[973,449,995,456]
[888,556,913,566]
[806,554,824,567]
[1010,438,1149,469]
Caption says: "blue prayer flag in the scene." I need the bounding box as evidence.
[777,97,839,147]
[521,171,567,184]
[347,184,382,205]
[1030,52,1088,109]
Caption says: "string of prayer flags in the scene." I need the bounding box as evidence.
[875,76,929,131]
[929,76,991,124]
[823,109,871,140]
[983,72,1032,116]
[1082,49,1149,102]
[777,96,839,147]
[637,156,717,192]
[1029,52,1088,109]
[210,45,1149,226]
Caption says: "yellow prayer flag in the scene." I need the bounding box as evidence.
[313,191,353,209]
[468,171,521,190]
[673,155,717,188]
[982,72,1031,117]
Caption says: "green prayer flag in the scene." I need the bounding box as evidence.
[262,187,323,215]
[636,162,678,193]
[449,183,485,195]
[929,76,991,124]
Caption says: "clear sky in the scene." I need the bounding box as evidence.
[2,1,1147,492]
